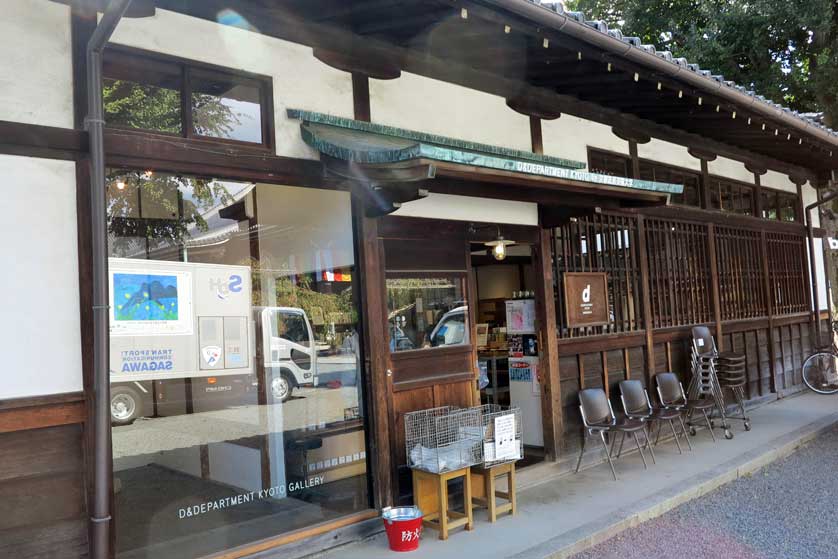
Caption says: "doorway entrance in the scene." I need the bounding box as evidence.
[470,241,546,468]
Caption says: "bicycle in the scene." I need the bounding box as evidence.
[802,322,838,395]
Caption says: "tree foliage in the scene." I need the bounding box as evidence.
[566,0,838,127]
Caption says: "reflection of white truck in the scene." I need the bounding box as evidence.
[108,258,316,424]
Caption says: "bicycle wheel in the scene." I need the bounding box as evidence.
[802,352,838,394]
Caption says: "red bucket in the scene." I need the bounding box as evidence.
[382,506,423,552]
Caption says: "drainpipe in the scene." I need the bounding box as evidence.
[86,1,135,558]
[806,187,838,348]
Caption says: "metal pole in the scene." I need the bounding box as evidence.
[86,1,134,558]
[805,188,838,348]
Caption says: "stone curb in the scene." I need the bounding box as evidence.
[511,410,838,559]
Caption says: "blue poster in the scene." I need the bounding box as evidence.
[114,273,179,321]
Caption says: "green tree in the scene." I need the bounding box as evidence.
[566,0,838,127]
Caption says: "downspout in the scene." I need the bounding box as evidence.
[805,188,838,348]
[86,1,135,558]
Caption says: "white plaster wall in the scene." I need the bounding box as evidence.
[0,0,73,128]
[707,156,754,183]
[393,193,538,225]
[370,72,531,151]
[761,170,798,193]
[110,8,354,160]
[637,138,701,171]
[0,155,82,399]
[541,115,627,166]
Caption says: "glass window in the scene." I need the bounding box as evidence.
[711,179,754,215]
[639,162,701,207]
[103,53,183,134]
[107,170,368,559]
[191,69,263,143]
[386,275,467,351]
[104,49,271,146]
[588,149,630,177]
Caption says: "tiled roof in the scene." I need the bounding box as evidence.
[529,0,838,139]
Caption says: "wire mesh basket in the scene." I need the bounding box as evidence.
[475,404,523,467]
[404,406,483,474]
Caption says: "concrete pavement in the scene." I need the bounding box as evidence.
[311,392,838,559]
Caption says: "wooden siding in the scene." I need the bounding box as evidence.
[0,394,88,559]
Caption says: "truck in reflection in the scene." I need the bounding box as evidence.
[108,258,355,424]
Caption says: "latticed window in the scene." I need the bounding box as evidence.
[715,227,767,320]
[644,219,713,328]
[767,233,809,314]
[552,213,643,337]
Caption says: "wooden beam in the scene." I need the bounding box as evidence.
[534,226,563,460]
[628,140,640,180]
[0,120,87,161]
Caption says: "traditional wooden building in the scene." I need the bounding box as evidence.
[1,1,835,558]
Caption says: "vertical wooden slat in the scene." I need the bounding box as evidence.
[637,216,655,383]
[760,230,778,394]
[707,224,723,351]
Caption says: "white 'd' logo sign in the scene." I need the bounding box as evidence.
[582,284,591,303]
[202,346,222,366]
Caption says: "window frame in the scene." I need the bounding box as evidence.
[708,175,756,216]
[103,45,275,151]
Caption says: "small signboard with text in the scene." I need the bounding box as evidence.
[563,272,609,327]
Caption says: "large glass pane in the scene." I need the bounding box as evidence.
[107,170,369,559]
[386,275,467,351]
[191,69,264,143]
[103,52,183,134]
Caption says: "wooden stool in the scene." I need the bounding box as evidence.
[470,462,516,522]
[411,467,474,540]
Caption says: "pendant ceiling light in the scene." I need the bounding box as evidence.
[484,228,515,261]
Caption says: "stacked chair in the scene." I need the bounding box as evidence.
[716,349,752,432]
[687,327,730,439]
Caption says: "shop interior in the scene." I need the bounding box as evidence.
[470,239,546,468]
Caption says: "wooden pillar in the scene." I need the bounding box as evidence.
[534,226,563,460]
[350,69,394,507]
[351,72,371,122]
[529,116,543,155]
[688,147,717,210]
[699,159,711,209]
[636,216,656,381]
[747,163,768,218]
[353,204,394,508]
[707,224,723,351]
[628,140,640,179]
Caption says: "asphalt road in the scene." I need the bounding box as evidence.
[572,425,838,559]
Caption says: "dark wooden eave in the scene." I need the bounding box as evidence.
[156,0,835,181]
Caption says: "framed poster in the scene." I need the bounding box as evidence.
[505,298,536,334]
[563,272,609,327]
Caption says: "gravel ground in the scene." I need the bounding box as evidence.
[572,425,838,559]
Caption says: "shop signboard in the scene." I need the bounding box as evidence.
[563,272,609,327]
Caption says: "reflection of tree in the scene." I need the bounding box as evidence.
[250,260,358,348]
[104,80,181,133]
[192,92,245,138]
[107,170,234,256]
[103,79,245,138]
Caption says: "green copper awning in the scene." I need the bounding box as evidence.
[287,109,683,196]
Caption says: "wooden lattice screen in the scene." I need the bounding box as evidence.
[552,215,810,339]
[767,232,810,315]
[552,213,643,337]
[715,227,767,320]
[644,218,713,328]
